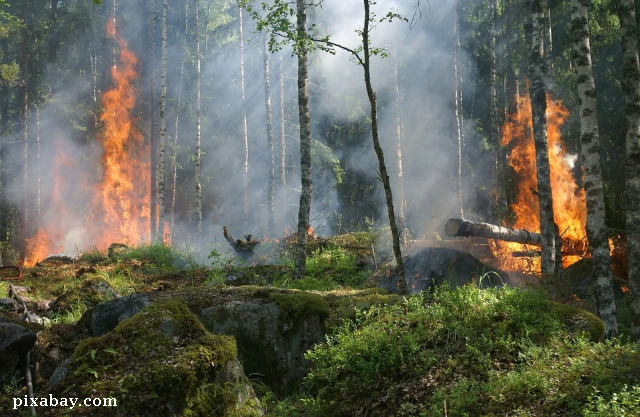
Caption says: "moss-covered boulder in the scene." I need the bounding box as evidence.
[169,287,328,396]
[49,277,120,315]
[48,299,263,416]
[321,288,402,333]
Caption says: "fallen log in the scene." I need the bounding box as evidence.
[445,218,542,246]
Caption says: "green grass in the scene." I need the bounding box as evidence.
[118,242,199,270]
[267,284,640,416]
[273,245,370,291]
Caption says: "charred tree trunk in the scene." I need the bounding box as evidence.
[393,49,406,242]
[570,0,618,338]
[239,7,249,229]
[526,0,561,296]
[157,0,168,242]
[195,0,203,236]
[454,0,464,220]
[263,35,275,236]
[617,0,640,343]
[170,0,190,244]
[292,0,312,281]
[362,0,406,293]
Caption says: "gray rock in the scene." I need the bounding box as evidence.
[198,296,325,395]
[48,357,71,391]
[90,293,151,336]
[0,319,38,381]
[0,298,18,311]
[376,247,511,294]
[216,358,264,416]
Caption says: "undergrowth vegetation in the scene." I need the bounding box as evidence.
[267,284,640,416]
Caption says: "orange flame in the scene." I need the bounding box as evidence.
[490,89,587,273]
[24,20,149,266]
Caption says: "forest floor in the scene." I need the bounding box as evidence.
[0,235,639,416]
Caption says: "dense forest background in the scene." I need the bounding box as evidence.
[0,0,636,259]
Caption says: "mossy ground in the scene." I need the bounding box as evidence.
[266,284,640,417]
[48,299,241,416]
[3,240,639,416]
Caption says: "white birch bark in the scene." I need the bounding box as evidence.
[570,0,618,337]
[157,0,168,242]
[195,0,202,236]
[292,0,312,280]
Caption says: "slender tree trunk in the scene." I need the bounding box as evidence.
[542,0,553,77]
[195,0,202,236]
[36,107,40,229]
[20,0,30,258]
[490,0,500,221]
[526,0,561,296]
[570,0,618,338]
[49,0,59,63]
[292,0,312,280]
[148,0,158,241]
[454,0,464,220]
[280,53,287,207]
[239,7,249,229]
[362,0,406,293]
[263,35,275,236]
[157,0,168,242]
[171,0,189,243]
[506,0,518,116]
[393,49,406,242]
[617,0,640,343]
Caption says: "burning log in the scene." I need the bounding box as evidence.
[223,226,259,260]
[445,218,542,246]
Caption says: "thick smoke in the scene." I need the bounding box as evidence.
[7,0,483,260]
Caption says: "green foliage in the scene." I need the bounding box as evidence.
[275,244,369,291]
[583,385,640,416]
[119,242,198,271]
[284,285,640,416]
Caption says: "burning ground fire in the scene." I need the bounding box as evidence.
[489,91,587,274]
[24,21,150,266]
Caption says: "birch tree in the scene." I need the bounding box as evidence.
[170,0,190,243]
[525,0,561,296]
[393,48,406,242]
[157,0,168,241]
[617,0,640,343]
[263,35,275,236]
[239,6,249,230]
[20,0,29,256]
[489,0,499,221]
[454,0,464,219]
[195,0,203,236]
[570,0,618,338]
[279,53,287,207]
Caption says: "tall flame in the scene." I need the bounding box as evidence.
[24,20,149,266]
[490,89,587,273]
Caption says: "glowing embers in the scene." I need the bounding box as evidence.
[490,91,587,274]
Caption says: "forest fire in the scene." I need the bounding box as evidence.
[24,21,149,266]
[490,92,587,273]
